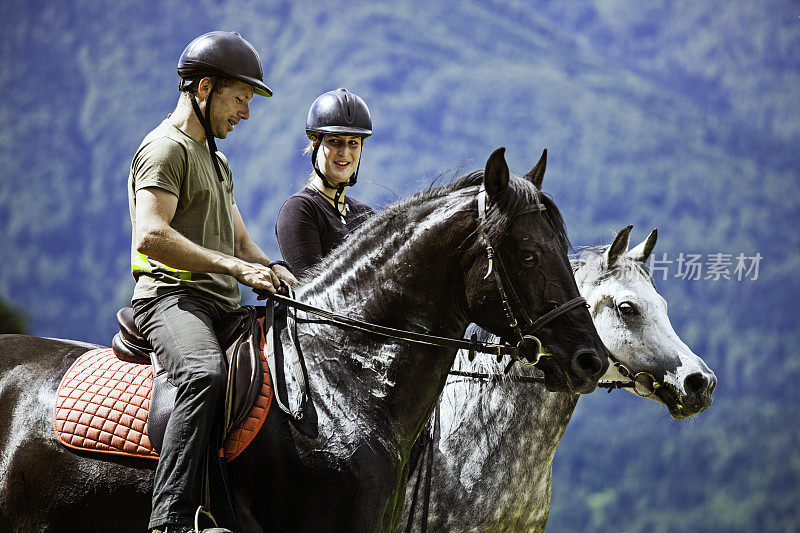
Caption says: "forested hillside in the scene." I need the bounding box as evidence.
[1,1,798,530]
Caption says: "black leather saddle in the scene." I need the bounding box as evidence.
[111,306,264,454]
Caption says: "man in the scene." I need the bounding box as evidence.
[128,31,296,533]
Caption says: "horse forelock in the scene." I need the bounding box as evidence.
[448,171,571,250]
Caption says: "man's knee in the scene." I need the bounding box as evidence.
[184,362,226,397]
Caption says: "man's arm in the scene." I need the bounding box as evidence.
[135,186,281,292]
[232,204,298,286]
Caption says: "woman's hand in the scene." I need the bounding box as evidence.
[271,263,298,288]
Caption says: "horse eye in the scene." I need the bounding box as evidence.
[520,251,537,265]
[618,301,639,316]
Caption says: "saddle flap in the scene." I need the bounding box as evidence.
[106,305,267,456]
[54,346,273,463]
[223,306,264,433]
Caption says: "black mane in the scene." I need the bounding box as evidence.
[299,170,571,293]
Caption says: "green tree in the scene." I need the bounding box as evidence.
[0,297,28,334]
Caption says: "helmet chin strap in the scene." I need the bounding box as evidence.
[310,138,360,208]
[189,87,225,182]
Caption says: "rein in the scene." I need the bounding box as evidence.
[264,289,586,364]
[266,291,527,359]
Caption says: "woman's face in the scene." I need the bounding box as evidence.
[316,134,362,186]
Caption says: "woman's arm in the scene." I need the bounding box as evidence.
[275,195,324,276]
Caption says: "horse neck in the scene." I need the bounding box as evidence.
[435,363,578,511]
[428,251,598,480]
[298,190,474,327]
[295,191,476,447]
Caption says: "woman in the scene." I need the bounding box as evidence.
[275,88,375,276]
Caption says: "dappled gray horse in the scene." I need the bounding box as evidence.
[401,225,716,532]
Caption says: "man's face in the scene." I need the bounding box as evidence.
[210,80,254,139]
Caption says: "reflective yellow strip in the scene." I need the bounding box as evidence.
[131,252,150,273]
[132,252,192,280]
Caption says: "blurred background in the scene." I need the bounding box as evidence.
[1,1,798,530]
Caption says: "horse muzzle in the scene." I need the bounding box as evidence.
[568,348,607,394]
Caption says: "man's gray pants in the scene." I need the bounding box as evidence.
[133,288,232,529]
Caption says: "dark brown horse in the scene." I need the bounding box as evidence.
[0,148,609,532]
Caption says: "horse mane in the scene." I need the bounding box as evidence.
[571,245,656,288]
[298,169,571,299]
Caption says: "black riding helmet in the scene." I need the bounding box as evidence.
[306,89,372,202]
[177,31,272,181]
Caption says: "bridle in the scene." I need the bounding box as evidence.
[474,186,587,366]
[451,192,663,395]
[265,187,587,364]
[262,187,589,419]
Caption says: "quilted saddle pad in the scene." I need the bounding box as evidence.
[54,346,273,462]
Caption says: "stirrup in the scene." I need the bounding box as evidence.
[194,506,232,533]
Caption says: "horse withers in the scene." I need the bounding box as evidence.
[401,225,716,532]
[0,148,609,532]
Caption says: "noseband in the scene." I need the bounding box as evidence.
[475,187,587,366]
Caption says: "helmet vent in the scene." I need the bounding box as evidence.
[343,94,353,122]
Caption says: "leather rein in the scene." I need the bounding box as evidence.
[447,338,664,396]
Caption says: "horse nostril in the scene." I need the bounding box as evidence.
[708,375,717,395]
[685,372,710,395]
[571,350,603,378]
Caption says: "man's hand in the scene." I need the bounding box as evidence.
[230,260,281,293]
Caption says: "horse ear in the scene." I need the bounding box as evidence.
[522,148,547,189]
[627,228,658,263]
[604,225,633,268]
[484,147,509,199]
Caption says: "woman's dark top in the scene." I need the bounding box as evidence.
[275,186,374,276]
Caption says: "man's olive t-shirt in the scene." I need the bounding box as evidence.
[128,119,240,310]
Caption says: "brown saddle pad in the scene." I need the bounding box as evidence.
[54,344,273,462]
